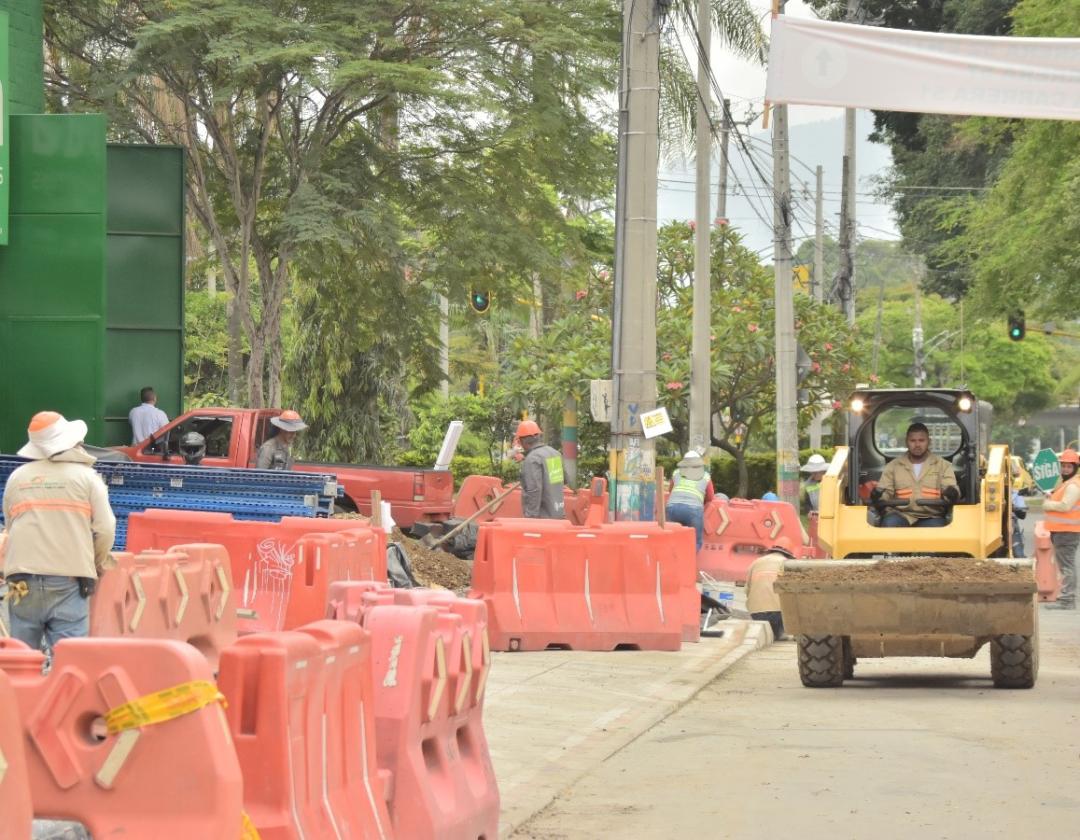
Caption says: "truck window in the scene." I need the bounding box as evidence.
[155,416,234,459]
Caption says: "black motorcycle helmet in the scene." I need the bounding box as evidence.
[179,431,207,465]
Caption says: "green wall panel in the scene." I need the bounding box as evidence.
[0,114,106,453]
[103,145,185,446]
[0,0,43,115]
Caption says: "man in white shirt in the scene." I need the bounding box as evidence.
[128,387,169,444]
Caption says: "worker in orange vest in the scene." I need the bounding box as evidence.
[1044,448,1080,610]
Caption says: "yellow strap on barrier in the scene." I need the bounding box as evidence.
[241,811,261,839]
[105,680,225,735]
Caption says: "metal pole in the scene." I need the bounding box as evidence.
[814,165,824,303]
[689,0,712,458]
[772,2,799,509]
[439,293,450,398]
[913,284,925,387]
[717,98,731,222]
[611,0,662,521]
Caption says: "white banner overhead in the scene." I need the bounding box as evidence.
[766,16,1080,122]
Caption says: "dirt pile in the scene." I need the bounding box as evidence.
[390,528,474,592]
[784,557,1032,585]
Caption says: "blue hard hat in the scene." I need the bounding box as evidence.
[762,491,779,501]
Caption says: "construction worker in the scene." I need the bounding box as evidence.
[874,422,960,527]
[1011,489,1027,558]
[128,386,169,444]
[516,420,565,519]
[256,410,308,470]
[746,537,797,639]
[666,451,715,551]
[1,412,116,650]
[1043,448,1080,609]
[800,453,828,515]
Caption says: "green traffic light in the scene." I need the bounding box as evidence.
[470,290,491,313]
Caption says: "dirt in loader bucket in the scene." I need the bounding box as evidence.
[783,557,1032,586]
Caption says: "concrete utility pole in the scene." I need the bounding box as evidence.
[610,0,662,520]
[439,293,450,398]
[836,155,854,322]
[814,165,824,303]
[717,98,731,222]
[840,0,858,324]
[689,0,712,459]
[913,284,926,387]
[772,0,799,509]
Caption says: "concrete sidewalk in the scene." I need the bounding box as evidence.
[484,620,773,837]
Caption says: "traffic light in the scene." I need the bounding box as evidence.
[470,290,491,314]
[1008,311,1025,341]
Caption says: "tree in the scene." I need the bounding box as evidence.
[502,222,865,495]
[44,0,619,411]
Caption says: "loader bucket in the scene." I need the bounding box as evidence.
[774,558,1039,689]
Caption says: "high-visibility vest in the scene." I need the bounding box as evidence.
[668,473,710,509]
[1045,476,1080,533]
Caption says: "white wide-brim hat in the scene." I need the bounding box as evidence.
[18,411,88,459]
[801,453,829,473]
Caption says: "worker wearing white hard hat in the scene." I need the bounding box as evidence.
[666,450,716,551]
[800,453,829,516]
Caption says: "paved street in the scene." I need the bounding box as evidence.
[512,606,1080,840]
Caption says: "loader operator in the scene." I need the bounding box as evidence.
[515,420,565,519]
[1043,448,1080,610]
[874,422,960,527]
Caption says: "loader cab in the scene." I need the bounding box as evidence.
[846,389,983,516]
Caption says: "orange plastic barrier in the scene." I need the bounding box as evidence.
[469,519,691,651]
[453,475,609,526]
[697,498,807,583]
[126,510,387,633]
[1034,520,1060,602]
[0,637,243,838]
[0,669,32,838]
[218,620,392,840]
[805,512,828,559]
[90,544,237,670]
[327,582,499,840]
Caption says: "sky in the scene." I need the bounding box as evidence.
[657,0,900,256]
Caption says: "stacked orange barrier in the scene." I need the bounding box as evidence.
[328,582,500,840]
[697,498,807,583]
[126,510,387,633]
[0,637,243,838]
[218,620,393,839]
[469,518,691,651]
[1034,520,1060,602]
[90,544,237,670]
[0,669,32,837]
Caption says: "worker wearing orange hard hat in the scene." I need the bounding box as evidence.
[745,537,798,639]
[515,419,565,519]
[1044,448,1080,609]
[256,410,309,471]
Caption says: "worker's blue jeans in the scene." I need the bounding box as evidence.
[881,514,947,528]
[667,503,704,551]
[7,575,88,652]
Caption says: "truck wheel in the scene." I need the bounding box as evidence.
[990,633,1037,689]
[842,638,856,680]
[797,635,844,687]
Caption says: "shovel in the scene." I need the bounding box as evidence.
[420,482,521,551]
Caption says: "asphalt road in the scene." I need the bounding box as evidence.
[514,605,1080,840]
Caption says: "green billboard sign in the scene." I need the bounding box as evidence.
[0,11,8,245]
[1031,448,1060,494]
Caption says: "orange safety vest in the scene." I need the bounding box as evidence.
[1045,476,1080,533]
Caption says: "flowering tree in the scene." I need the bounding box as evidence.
[502,222,865,495]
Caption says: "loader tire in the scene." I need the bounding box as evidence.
[990,634,1037,689]
[842,637,856,680]
[797,634,844,687]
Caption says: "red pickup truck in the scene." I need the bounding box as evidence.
[114,407,454,528]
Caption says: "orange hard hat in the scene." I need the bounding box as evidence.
[1059,449,1080,465]
[516,419,542,438]
[770,536,797,558]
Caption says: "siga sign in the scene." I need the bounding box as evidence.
[1031,448,1060,494]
